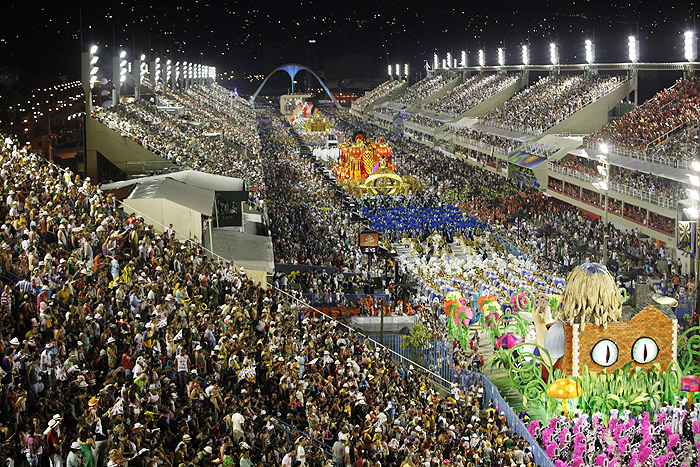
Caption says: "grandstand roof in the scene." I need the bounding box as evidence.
[100,170,246,193]
[127,177,215,216]
[577,148,691,183]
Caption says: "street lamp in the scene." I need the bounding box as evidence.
[478,49,485,68]
[498,47,505,67]
[585,39,595,65]
[522,45,529,66]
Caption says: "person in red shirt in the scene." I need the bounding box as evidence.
[45,419,62,467]
[122,347,133,379]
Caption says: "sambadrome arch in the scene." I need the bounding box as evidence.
[249,63,341,109]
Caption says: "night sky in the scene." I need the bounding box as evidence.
[0,0,698,91]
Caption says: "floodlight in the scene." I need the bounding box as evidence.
[446,52,452,69]
[478,49,485,67]
[550,43,558,65]
[690,174,700,186]
[692,160,700,172]
[522,45,529,66]
[404,63,409,78]
[90,45,98,54]
[600,142,609,154]
[433,53,439,70]
[597,165,607,176]
[498,48,505,67]
[461,50,467,67]
[388,64,392,77]
[688,189,700,201]
[585,39,594,64]
[685,31,697,62]
[686,206,700,219]
[628,36,639,63]
[395,64,400,76]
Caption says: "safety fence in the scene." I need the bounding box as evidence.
[371,333,555,467]
[301,292,391,307]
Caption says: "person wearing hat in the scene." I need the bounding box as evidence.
[66,442,82,467]
[196,445,213,467]
[45,418,62,467]
[173,434,191,466]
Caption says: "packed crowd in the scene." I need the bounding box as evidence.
[585,76,700,151]
[452,128,520,155]
[480,74,623,135]
[646,123,700,164]
[402,114,443,130]
[0,131,543,467]
[92,86,265,198]
[350,80,402,114]
[392,76,450,108]
[423,74,520,116]
[259,114,364,270]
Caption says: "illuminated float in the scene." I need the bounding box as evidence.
[333,132,420,196]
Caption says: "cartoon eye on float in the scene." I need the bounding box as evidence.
[631,337,659,364]
[591,339,619,367]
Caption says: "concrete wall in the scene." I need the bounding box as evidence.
[544,80,634,136]
[86,116,177,180]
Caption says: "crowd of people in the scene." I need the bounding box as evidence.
[585,76,700,151]
[350,80,403,114]
[392,76,450,108]
[402,114,443,130]
[423,74,519,116]
[646,123,700,164]
[0,130,543,467]
[555,155,685,202]
[452,128,520,155]
[480,74,623,135]
[92,86,265,200]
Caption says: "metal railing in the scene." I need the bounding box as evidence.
[583,140,690,171]
[547,163,678,210]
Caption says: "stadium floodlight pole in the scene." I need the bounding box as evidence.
[478,49,485,69]
[442,59,447,69]
[446,52,452,69]
[585,39,595,65]
[628,35,639,63]
[166,60,172,91]
[433,53,439,70]
[81,45,99,113]
[189,62,193,88]
[497,48,505,68]
[461,50,467,67]
[174,62,180,89]
[113,50,127,105]
[686,32,697,77]
[404,63,409,80]
[521,45,529,67]
[395,64,400,78]
[134,54,145,100]
[549,42,558,69]
[388,64,392,78]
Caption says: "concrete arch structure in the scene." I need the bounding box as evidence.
[250,63,341,108]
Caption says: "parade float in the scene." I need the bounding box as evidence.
[444,262,696,424]
[332,132,421,196]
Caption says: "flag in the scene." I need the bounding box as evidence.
[174,330,183,341]
[110,398,124,416]
[95,418,103,435]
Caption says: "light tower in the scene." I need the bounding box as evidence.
[81,45,99,113]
